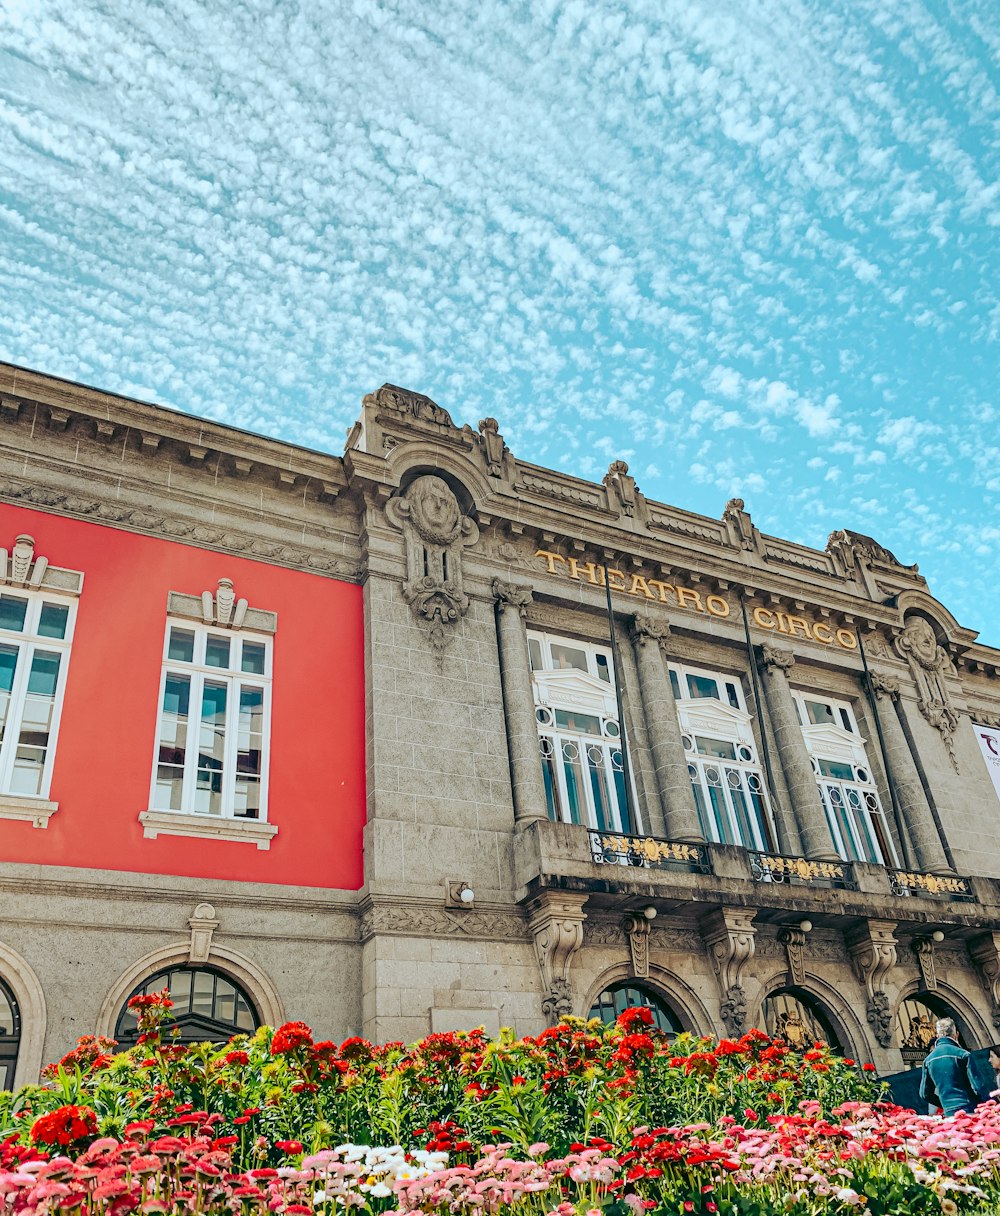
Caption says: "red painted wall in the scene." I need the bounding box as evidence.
[0,505,365,889]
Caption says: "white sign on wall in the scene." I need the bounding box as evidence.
[974,723,1000,803]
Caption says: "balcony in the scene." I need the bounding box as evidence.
[514,818,992,926]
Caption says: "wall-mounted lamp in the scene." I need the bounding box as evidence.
[446,879,475,908]
[643,905,657,921]
[932,929,945,943]
[798,919,813,933]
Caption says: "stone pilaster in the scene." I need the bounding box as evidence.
[758,644,838,860]
[869,672,950,874]
[629,613,703,841]
[494,580,548,824]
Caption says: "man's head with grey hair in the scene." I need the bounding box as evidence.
[936,1017,959,1040]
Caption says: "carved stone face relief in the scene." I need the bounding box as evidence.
[385,475,479,658]
[895,614,960,772]
[900,617,941,669]
[408,475,463,546]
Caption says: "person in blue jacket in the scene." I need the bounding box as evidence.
[919,1018,981,1116]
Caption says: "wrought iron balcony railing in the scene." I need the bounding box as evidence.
[888,869,975,900]
[588,830,712,873]
[750,851,857,890]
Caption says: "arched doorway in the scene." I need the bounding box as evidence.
[0,976,20,1089]
[115,965,259,1045]
[761,987,842,1052]
[588,982,683,1037]
[897,993,972,1069]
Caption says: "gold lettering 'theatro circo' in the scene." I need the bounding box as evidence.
[534,550,858,650]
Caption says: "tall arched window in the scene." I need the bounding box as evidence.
[0,977,20,1089]
[115,966,259,1045]
[762,988,841,1052]
[588,982,683,1037]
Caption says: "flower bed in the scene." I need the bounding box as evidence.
[2,994,1000,1213]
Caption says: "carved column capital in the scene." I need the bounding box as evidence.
[869,671,901,699]
[847,920,897,1047]
[630,612,671,649]
[493,579,533,617]
[701,907,757,1036]
[528,892,588,1024]
[759,643,796,673]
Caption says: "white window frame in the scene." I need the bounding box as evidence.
[792,689,898,867]
[668,660,775,852]
[0,587,76,826]
[139,621,277,850]
[527,628,639,834]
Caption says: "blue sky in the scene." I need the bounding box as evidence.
[0,1,997,640]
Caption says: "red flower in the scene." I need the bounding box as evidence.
[270,1022,313,1056]
[275,1140,303,1153]
[30,1105,98,1148]
[862,1062,877,1072]
[338,1036,374,1062]
[616,1005,654,1030]
[225,1050,250,1066]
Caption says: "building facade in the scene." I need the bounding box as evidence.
[2,361,1000,1087]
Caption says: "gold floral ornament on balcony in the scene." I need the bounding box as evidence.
[386,475,479,658]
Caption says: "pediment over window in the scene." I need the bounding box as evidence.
[531,668,618,718]
[677,698,754,743]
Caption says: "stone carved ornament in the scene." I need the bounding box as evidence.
[895,616,961,772]
[603,461,638,517]
[623,915,652,979]
[847,921,898,1048]
[478,419,508,478]
[529,893,587,1024]
[702,909,756,1037]
[723,498,755,550]
[385,475,479,657]
[969,932,1000,1032]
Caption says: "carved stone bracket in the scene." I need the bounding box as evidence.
[385,475,479,658]
[630,612,671,650]
[868,671,901,699]
[847,920,898,1048]
[528,892,588,1024]
[603,461,638,517]
[493,579,533,617]
[623,914,652,979]
[188,902,220,964]
[913,937,938,992]
[701,908,757,1036]
[895,616,961,772]
[969,932,1000,1031]
[777,926,808,987]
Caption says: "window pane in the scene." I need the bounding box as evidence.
[528,638,543,671]
[726,682,741,709]
[840,708,854,733]
[555,708,601,734]
[192,970,214,1016]
[550,642,588,673]
[38,603,69,639]
[561,741,586,826]
[241,641,266,675]
[169,969,193,1011]
[168,628,195,663]
[805,699,836,726]
[205,636,231,669]
[0,645,19,744]
[10,652,61,795]
[196,681,228,815]
[818,758,854,780]
[234,686,264,820]
[539,736,561,822]
[695,736,736,759]
[156,675,190,810]
[595,653,611,683]
[0,597,27,633]
[669,669,682,700]
[687,674,720,700]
